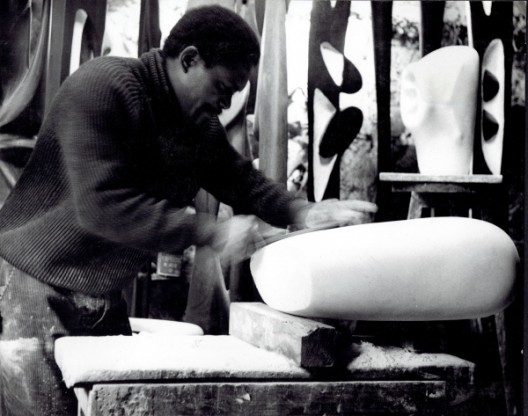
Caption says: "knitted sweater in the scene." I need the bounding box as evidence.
[0,50,299,295]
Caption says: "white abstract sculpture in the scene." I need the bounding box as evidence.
[481,39,505,175]
[250,217,518,321]
[400,46,479,175]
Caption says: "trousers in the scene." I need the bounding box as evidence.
[0,259,132,416]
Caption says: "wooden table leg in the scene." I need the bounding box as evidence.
[74,387,90,416]
[407,191,425,219]
[495,311,515,416]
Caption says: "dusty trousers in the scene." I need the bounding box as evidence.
[0,259,132,416]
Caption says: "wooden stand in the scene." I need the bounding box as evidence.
[73,381,449,416]
[379,172,513,415]
[379,172,504,220]
[55,302,476,416]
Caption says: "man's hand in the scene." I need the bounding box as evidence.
[301,199,378,230]
[195,199,377,265]
[208,215,261,265]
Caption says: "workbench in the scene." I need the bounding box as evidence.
[55,303,476,416]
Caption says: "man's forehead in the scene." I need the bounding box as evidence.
[215,65,251,91]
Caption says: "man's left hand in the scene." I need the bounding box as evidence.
[300,199,378,230]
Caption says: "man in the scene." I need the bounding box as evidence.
[0,5,375,415]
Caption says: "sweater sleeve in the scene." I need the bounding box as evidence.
[196,117,309,228]
[53,59,202,253]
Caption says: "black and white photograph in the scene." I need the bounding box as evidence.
[0,0,525,415]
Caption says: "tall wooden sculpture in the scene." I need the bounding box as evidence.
[307,1,363,202]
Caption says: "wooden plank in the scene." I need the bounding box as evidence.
[229,302,341,368]
[346,341,475,407]
[88,380,447,416]
[392,183,486,194]
[380,173,503,194]
[379,172,503,184]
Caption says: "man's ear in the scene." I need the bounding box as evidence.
[180,46,201,73]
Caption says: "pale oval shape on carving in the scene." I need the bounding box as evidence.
[320,41,344,87]
[483,1,493,16]
[312,88,337,202]
[250,217,518,321]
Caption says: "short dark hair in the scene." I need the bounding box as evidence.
[162,5,260,71]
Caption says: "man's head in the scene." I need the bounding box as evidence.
[163,5,260,126]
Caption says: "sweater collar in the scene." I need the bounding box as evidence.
[139,49,186,128]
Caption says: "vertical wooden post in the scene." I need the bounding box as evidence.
[371,1,393,220]
[255,0,288,185]
[44,0,107,110]
[420,1,445,57]
[138,0,161,55]
[0,0,49,128]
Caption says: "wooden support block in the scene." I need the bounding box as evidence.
[84,380,446,416]
[379,172,503,184]
[229,302,341,368]
[346,341,475,407]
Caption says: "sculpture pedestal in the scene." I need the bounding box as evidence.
[55,310,476,416]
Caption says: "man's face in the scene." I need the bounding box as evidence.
[172,52,251,127]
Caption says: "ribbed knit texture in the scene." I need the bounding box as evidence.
[0,50,297,295]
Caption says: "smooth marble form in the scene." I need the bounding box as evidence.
[250,217,518,321]
[400,46,479,175]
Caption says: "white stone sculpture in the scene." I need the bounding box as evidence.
[400,46,480,175]
[250,217,518,320]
